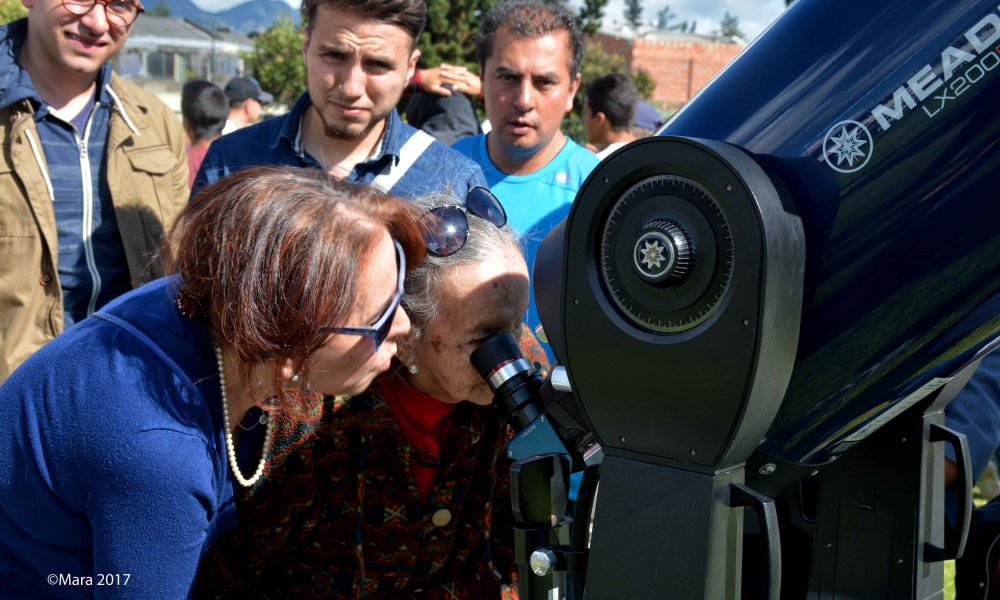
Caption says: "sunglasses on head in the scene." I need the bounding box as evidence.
[322,240,406,352]
[417,186,508,257]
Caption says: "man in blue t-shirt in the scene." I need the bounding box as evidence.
[452,0,600,357]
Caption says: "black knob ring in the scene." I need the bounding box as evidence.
[633,219,694,286]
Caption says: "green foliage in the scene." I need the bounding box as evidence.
[577,0,607,36]
[151,0,170,17]
[0,0,27,25]
[241,14,306,108]
[632,68,655,101]
[719,11,744,39]
[419,0,490,69]
[624,0,643,28]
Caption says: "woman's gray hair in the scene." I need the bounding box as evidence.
[402,192,524,348]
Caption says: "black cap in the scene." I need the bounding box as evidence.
[224,77,274,104]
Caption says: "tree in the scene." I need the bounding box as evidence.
[151,0,170,17]
[655,5,674,30]
[632,68,655,100]
[719,11,744,39]
[577,0,608,37]
[241,14,306,107]
[0,0,27,24]
[624,0,643,29]
[419,0,489,69]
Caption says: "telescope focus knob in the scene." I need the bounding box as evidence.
[530,549,557,576]
[632,219,694,287]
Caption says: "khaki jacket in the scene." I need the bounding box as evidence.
[0,72,188,381]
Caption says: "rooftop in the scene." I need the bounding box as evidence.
[126,16,253,50]
[597,23,744,45]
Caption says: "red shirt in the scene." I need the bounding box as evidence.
[186,146,209,189]
[380,375,456,503]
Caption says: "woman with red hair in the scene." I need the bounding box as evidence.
[0,167,425,599]
[196,189,544,599]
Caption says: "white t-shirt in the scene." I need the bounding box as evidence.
[221,119,238,135]
[596,141,628,161]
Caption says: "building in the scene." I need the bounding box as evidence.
[592,24,744,111]
[115,16,254,113]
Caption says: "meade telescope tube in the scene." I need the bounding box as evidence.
[530,0,1000,597]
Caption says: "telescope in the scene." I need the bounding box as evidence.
[478,0,1000,597]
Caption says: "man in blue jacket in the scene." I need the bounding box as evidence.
[194,0,485,199]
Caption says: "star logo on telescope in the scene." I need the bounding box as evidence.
[828,126,867,167]
[823,119,874,174]
[639,239,666,271]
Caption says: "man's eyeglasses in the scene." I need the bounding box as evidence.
[321,240,406,353]
[417,186,508,257]
[62,0,144,28]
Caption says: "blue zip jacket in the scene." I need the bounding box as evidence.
[193,93,487,200]
[0,277,236,599]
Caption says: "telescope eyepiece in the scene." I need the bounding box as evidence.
[471,333,528,391]
[471,332,545,431]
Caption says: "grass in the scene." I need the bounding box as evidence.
[944,484,991,600]
[945,560,956,600]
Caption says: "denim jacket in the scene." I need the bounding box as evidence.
[193,93,486,200]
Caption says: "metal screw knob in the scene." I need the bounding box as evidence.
[759,463,777,475]
[530,549,557,576]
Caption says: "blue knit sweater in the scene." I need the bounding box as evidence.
[0,277,237,599]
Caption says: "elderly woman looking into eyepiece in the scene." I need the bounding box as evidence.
[0,167,424,599]
[197,188,542,599]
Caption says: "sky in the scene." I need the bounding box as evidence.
[190,0,787,42]
[585,0,787,41]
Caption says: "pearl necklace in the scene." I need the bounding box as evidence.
[215,345,274,487]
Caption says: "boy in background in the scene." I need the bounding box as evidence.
[181,80,228,188]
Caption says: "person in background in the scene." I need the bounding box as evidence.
[410,63,482,97]
[451,0,600,360]
[632,99,664,138]
[410,63,493,135]
[197,189,534,599]
[405,81,481,145]
[0,167,424,599]
[181,80,228,188]
[196,0,485,201]
[0,0,188,383]
[221,76,272,135]
[583,72,639,160]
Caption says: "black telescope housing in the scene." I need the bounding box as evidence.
[487,0,1000,598]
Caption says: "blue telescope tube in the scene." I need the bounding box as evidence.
[661,0,1000,464]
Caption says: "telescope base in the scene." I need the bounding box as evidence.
[583,454,745,600]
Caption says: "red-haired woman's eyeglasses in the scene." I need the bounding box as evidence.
[321,240,406,353]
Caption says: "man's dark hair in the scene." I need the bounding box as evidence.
[586,73,638,131]
[181,80,229,142]
[299,0,426,42]
[476,0,585,78]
